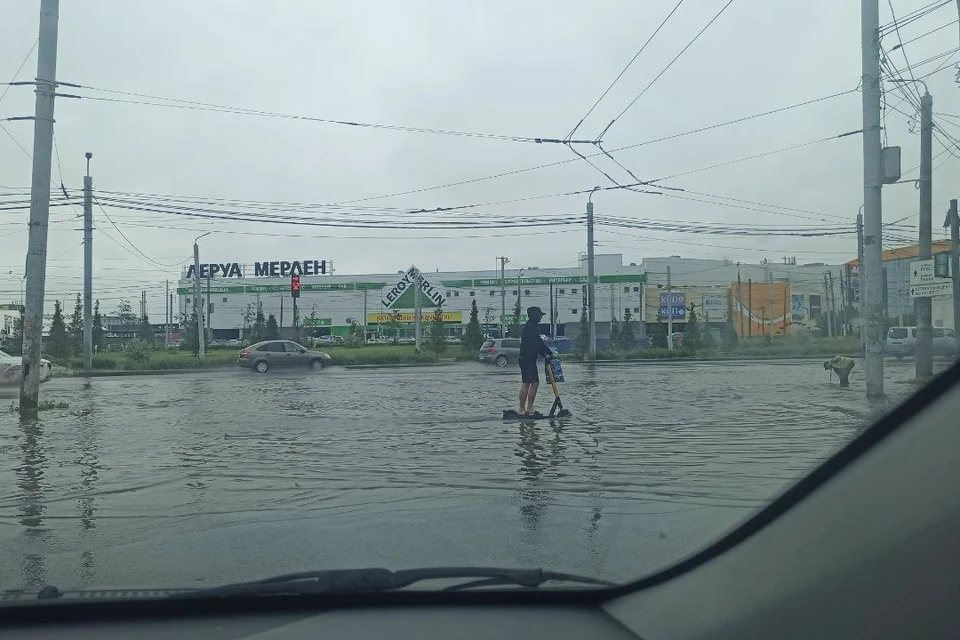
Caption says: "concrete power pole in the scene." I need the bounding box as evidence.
[587,192,597,360]
[666,265,674,350]
[916,90,934,378]
[857,211,865,353]
[949,199,960,342]
[498,256,508,338]
[766,265,774,338]
[861,0,885,398]
[83,152,93,372]
[824,273,834,337]
[193,232,209,359]
[413,269,421,352]
[19,0,61,414]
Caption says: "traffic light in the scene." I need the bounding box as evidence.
[291,273,301,299]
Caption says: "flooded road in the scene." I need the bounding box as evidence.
[0,358,944,591]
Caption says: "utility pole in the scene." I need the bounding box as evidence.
[862,0,885,397]
[19,0,61,414]
[736,262,743,338]
[193,232,208,359]
[747,279,753,337]
[916,89,934,378]
[666,265,674,350]
[363,289,368,342]
[549,283,554,338]
[205,274,211,345]
[498,256,508,338]
[414,269,422,351]
[857,210,866,352]
[824,272,834,338]
[767,266,774,338]
[949,200,960,343]
[587,192,597,360]
[165,284,170,346]
[82,152,93,372]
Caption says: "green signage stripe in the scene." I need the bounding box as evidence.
[441,274,645,288]
[177,282,387,295]
[174,276,645,295]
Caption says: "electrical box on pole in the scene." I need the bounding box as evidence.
[881,146,901,184]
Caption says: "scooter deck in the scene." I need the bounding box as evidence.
[502,409,572,421]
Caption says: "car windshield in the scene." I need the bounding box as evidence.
[1,0,959,601]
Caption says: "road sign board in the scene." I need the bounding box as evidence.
[910,259,935,285]
[909,281,952,298]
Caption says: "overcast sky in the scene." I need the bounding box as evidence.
[2,0,960,316]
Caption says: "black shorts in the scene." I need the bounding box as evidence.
[519,357,539,384]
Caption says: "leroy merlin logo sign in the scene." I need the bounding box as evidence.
[382,265,444,309]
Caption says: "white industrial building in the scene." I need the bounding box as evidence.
[177,254,646,341]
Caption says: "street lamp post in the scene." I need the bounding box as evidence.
[193,232,210,359]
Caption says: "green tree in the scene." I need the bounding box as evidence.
[265,314,280,340]
[180,313,199,355]
[92,300,104,352]
[123,338,153,367]
[137,314,154,343]
[388,309,401,345]
[344,317,364,347]
[48,299,71,360]
[68,293,83,356]
[428,307,447,353]
[650,323,668,349]
[577,310,589,355]
[252,303,267,343]
[116,298,135,323]
[683,305,703,351]
[616,308,637,350]
[508,298,522,338]
[463,299,483,350]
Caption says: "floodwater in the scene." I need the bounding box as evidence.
[0,358,948,591]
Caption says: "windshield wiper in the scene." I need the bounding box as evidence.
[171,567,616,598]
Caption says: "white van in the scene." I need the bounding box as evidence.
[886,326,957,358]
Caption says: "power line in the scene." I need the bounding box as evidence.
[598,0,735,139]
[74,85,585,145]
[327,87,857,207]
[886,0,920,90]
[880,0,952,33]
[566,0,685,141]
[891,19,958,49]
[0,39,37,107]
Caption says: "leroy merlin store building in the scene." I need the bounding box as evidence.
[177,254,645,342]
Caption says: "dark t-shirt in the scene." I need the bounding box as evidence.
[520,320,552,361]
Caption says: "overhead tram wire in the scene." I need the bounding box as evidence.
[565,0,686,142]
[595,0,736,140]
[71,85,591,145]
[275,87,857,208]
[93,197,185,270]
[879,0,953,34]
[890,19,958,49]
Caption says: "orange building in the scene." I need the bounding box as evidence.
[730,281,792,337]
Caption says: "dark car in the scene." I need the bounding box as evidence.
[237,340,332,373]
[478,338,521,367]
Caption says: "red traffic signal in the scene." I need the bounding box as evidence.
[291,274,301,298]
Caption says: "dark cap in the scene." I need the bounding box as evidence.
[527,306,545,320]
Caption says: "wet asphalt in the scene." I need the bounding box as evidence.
[0,358,946,591]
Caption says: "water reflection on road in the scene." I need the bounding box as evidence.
[0,358,946,590]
